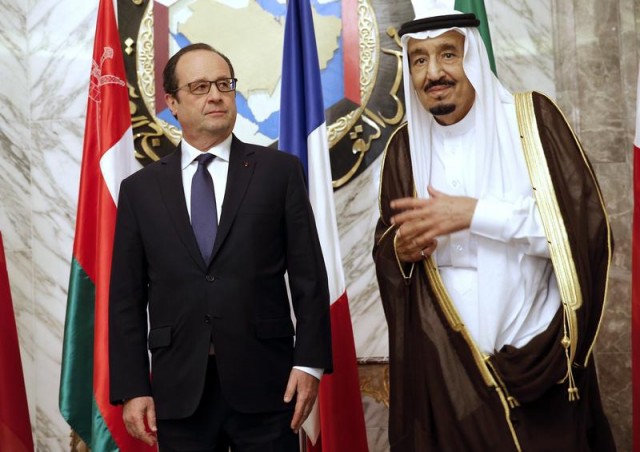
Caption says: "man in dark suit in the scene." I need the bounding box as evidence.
[109,42,332,452]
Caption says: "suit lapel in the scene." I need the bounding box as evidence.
[157,146,208,270]
[210,135,256,262]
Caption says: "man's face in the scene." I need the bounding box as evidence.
[165,50,237,148]
[407,30,475,125]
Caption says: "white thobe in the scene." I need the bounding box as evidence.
[429,107,561,354]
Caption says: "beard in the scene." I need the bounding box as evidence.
[424,79,456,116]
[429,104,456,116]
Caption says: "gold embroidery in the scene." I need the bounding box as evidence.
[377,123,408,224]
[515,92,583,399]
[393,232,415,282]
[485,357,520,408]
[537,96,613,367]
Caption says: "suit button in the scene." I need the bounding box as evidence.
[204,315,211,324]
[206,274,215,282]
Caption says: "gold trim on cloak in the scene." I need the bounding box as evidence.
[422,256,522,450]
[514,91,614,399]
[522,94,613,367]
[515,91,579,397]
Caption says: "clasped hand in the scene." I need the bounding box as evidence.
[391,186,478,263]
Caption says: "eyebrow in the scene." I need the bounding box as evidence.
[409,41,460,58]
[437,43,459,52]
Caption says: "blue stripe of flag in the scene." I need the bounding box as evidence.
[279,0,325,176]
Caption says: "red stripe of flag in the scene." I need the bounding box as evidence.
[341,0,360,105]
[0,232,33,452]
[632,62,640,452]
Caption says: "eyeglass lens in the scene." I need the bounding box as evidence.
[188,79,236,95]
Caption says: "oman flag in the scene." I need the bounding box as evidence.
[633,63,640,452]
[279,0,368,451]
[58,0,152,450]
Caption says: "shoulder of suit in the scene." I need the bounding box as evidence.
[122,147,179,184]
[244,142,301,165]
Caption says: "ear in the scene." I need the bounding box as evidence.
[164,92,178,116]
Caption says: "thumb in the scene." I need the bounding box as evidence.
[427,185,442,198]
[146,402,157,433]
[284,372,298,403]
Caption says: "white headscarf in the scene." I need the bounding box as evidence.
[400,5,527,203]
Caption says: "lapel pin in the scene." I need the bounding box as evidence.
[242,161,249,167]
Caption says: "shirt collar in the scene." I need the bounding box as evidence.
[180,134,233,170]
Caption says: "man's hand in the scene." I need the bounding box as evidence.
[391,186,477,262]
[283,368,320,433]
[122,396,157,446]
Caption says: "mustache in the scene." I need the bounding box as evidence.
[425,79,456,91]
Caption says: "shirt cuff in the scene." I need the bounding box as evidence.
[470,198,512,241]
[294,366,323,380]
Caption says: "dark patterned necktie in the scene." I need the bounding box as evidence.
[191,153,217,264]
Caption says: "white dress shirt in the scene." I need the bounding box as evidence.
[180,136,231,223]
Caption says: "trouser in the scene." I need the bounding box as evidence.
[158,356,299,452]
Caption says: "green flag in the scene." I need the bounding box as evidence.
[455,0,497,74]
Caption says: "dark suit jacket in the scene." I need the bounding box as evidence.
[109,135,332,420]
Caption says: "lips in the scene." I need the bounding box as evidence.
[425,80,456,93]
[427,85,450,95]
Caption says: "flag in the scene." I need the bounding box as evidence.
[58,0,152,450]
[632,62,640,452]
[454,0,497,74]
[0,232,33,452]
[279,1,368,450]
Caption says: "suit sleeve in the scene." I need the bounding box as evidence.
[109,178,152,404]
[284,159,333,373]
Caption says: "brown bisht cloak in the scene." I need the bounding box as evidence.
[373,92,616,452]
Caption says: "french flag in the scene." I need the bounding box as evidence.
[279,1,368,451]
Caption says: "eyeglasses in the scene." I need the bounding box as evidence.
[171,78,238,95]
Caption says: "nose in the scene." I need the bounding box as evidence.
[206,85,223,102]
[426,58,445,81]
